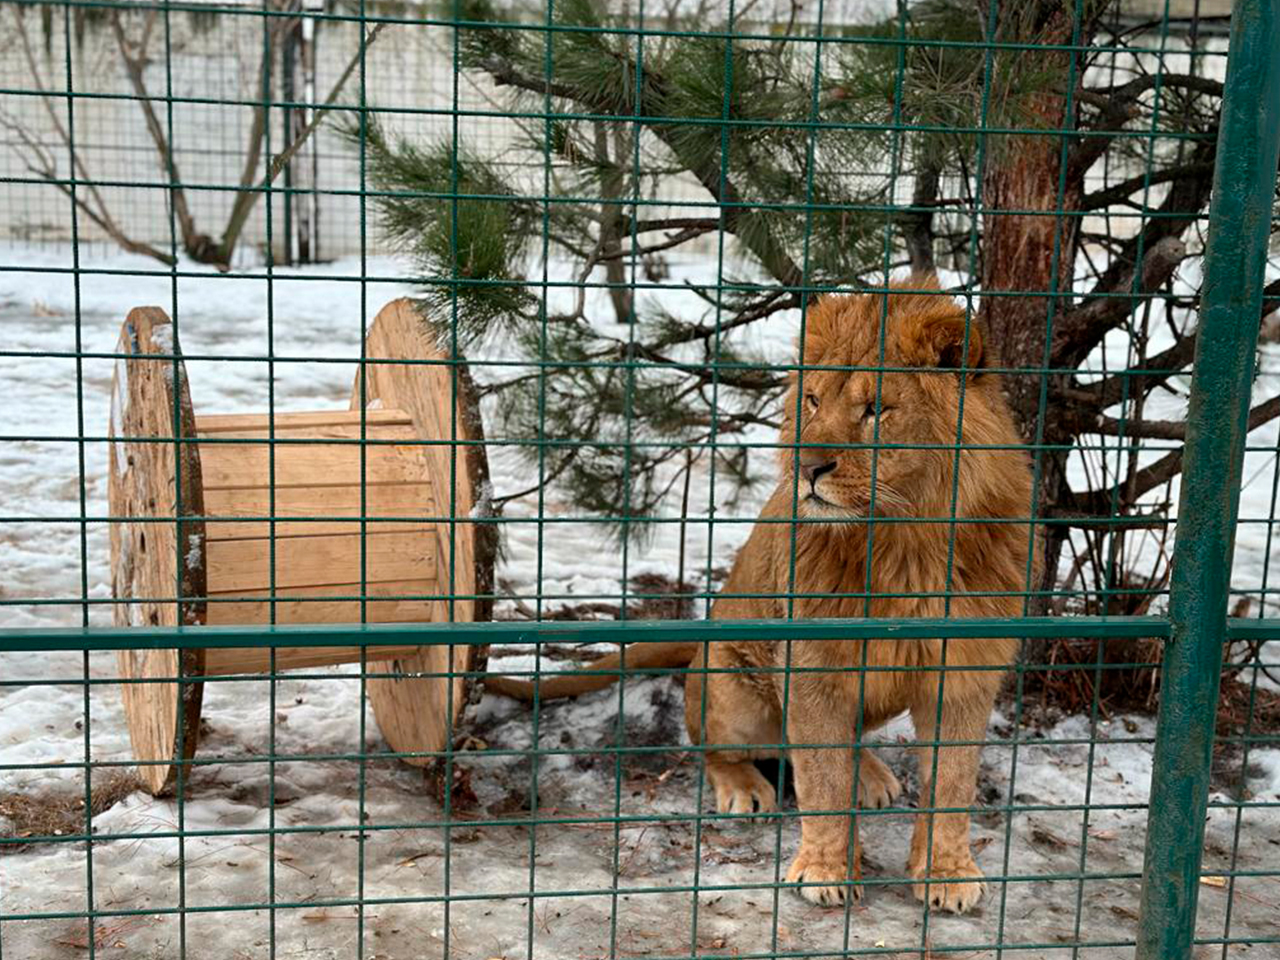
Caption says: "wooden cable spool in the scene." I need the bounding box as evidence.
[109,299,494,794]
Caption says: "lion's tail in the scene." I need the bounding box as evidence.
[482,641,700,702]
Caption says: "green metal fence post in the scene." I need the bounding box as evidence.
[1134,2,1280,957]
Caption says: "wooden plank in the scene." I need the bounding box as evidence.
[198,419,412,442]
[196,409,411,434]
[204,579,442,626]
[204,644,425,675]
[197,424,439,490]
[202,483,437,540]
[205,530,435,592]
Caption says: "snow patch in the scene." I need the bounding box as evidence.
[110,360,128,477]
[470,478,494,518]
[149,320,174,355]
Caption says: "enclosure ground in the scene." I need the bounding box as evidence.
[2,247,1279,958]
[3,649,1278,960]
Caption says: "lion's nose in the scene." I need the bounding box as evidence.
[798,457,838,485]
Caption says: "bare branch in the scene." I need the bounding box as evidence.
[1068,277,1280,411]
[11,10,133,246]
[1044,508,1172,531]
[1086,72,1225,100]
[5,16,176,265]
[654,289,801,348]
[220,21,388,262]
[1080,393,1280,509]
[589,225,719,263]
[1088,415,1191,441]
[17,160,176,264]
[1075,138,1217,332]
[633,342,787,392]
[1080,162,1215,211]
[1050,235,1187,367]
[234,8,299,193]
[1069,73,1221,178]
[109,10,213,260]
[622,216,722,234]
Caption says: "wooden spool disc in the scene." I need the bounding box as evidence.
[108,307,207,795]
[353,299,495,766]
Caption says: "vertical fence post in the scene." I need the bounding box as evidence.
[1134,2,1280,958]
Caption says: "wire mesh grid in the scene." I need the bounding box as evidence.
[1,0,1278,959]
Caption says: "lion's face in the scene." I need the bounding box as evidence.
[779,284,1001,522]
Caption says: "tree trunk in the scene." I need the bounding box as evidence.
[976,0,1095,611]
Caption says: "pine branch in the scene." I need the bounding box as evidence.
[477,52,805,288]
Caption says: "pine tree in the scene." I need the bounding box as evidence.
[356,0,1278,616]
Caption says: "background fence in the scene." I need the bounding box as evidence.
[0,0,1236,261]
[1,0,1278,959]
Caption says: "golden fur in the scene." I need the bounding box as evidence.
[486,281,1037,913]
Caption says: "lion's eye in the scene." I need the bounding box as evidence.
[862,404,892,421]
[805,393,819,411]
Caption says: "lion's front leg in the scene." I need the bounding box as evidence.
[685,642,780,819]
[907,669,995,915]
[781,656,863,907]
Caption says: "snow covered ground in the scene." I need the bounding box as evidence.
[2,243,1278,959]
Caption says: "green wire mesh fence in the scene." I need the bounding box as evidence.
[1,0,1278,958]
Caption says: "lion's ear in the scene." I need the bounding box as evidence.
[796,296,841,365]
[915,314,984,372]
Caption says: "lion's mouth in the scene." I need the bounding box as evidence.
[801,491,864,520]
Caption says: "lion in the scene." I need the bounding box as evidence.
[486,280,1036,914]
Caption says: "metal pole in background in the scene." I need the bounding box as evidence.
[299,0,323,262]
[1134,1,1280,957]
[282,9,297,265]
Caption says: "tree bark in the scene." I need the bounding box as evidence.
[975,0,1095,611]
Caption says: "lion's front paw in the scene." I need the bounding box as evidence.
[911,860,986,914]
[708,762,777,820]
[786,847,861,907]
[858,753,902,810]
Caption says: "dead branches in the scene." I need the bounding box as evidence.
[5,5,386,269]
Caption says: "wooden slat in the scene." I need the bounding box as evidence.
[197,424,437,490]
[202,484,437,540]
[203,644,425,675]
[203,579,441,626]
[196,409,412,434]
[198,419,411,443]
[205,530,435,592]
